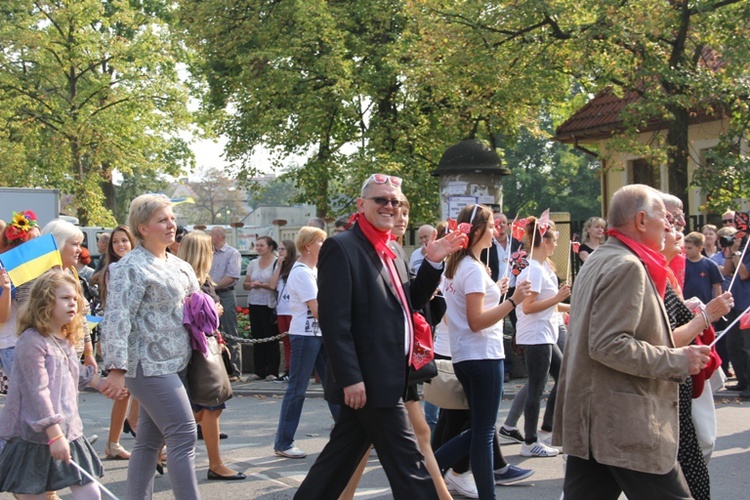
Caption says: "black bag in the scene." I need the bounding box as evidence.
[188,336,233,406]
[407,359,437,385]
[221,348,233,376]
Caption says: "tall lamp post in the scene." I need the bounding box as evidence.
[224,208,231,225]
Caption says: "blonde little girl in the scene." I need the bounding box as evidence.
[0,269,117,499]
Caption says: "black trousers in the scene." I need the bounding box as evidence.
[294,403,438,500]
[564,454,691,500]
[248,304,280,378]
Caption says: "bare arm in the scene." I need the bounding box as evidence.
[466,281,531,332]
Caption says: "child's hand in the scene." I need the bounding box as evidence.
[50,436,71,463]
[0,269,10,290]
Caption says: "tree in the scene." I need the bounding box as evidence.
[174,167,247,225]
[0,0,195,225]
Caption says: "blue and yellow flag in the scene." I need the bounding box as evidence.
[86,315,103,331]
[0,234,63,287]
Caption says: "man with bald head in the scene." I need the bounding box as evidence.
[553,184,712,499]
[210,226,243,380]
[409,224,437,273]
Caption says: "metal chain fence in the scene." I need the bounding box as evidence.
[222,332,288,344]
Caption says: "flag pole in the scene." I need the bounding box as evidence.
[566,241,572,286]
[727,241,750,292]
[69,459,119,499]
[710,304,750,348]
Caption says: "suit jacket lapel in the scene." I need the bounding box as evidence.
[354,225,402,305]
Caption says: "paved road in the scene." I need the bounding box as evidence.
[1,380,749,499]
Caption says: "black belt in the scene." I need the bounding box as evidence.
[215,288,234,293]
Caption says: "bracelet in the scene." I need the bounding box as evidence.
[699,309,710,330]
[83,351,94,357]
[48,434,64,445]
[508,298,517,308]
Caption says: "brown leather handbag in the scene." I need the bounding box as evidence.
[187,336,233,406]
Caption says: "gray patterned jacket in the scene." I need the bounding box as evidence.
[101,246,199,377]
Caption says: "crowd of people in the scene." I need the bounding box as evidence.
[0,178,747,499]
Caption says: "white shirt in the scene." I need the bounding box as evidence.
[275,276,292,316]
[443,257,504,363]
[288,262,320,336]
[515,259,559,345]
[410,247,426,273]
[494,237,517,286]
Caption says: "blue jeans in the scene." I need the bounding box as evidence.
[434,359,503,499]
[0,347,14,377]
[274,335,339,451]
[423,401,440,431]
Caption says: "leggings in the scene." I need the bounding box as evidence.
[125,364,199,500]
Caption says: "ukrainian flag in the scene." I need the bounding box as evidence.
[86,315,103,330]
[0,234,62,287]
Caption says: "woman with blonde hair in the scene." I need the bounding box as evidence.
[101,193,201,499]
[179,230,245,480]
[273,226,339,459]
[577,216,606,263]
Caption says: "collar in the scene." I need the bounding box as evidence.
[607,228,668,298]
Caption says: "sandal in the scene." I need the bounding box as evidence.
[105,441,131,460]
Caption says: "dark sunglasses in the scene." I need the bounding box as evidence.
[367,197,403,207]
[722,219,734,225]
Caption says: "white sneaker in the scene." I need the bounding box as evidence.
[520,440,559,457]
[274,445,307,459]
[444,469,478,498]
[538,430,553,446]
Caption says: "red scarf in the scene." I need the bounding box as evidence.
[349,212,396,259]
[607,229,668,298]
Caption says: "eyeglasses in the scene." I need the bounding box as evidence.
[361,173,403,192]
[175,234,184,243]
[723,219,734,225]
[366,197,403,207]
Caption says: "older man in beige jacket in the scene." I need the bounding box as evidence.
[553,184,711,499]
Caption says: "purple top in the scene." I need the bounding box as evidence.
[0,328,95,444]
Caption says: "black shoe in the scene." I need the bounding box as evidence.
[197,425,228,440]
[504,372,512,383]
[207,469,246,481]
[123,419,136,438]
[156,463,164,475]
[726,383,747,391]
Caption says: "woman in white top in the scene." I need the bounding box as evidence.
[514,218,570,457]
[434,204,531,500]
[273,227,339,459]
[243,236,279,380]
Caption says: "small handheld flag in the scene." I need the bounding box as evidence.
[0,234,62,287]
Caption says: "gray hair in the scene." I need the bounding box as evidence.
[41,219,83,250]
[660,193,683,213]
[608,184,661,228]
[127,193,172,242]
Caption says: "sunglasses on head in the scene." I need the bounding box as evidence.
[361,173,403,192]
[367,197,404,207]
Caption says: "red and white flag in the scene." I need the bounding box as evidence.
[538,208,550,237]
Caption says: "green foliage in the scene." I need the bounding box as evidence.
[0,0,195,225]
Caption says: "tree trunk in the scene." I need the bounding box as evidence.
[666,106,690,214]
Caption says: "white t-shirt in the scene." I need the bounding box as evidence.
[515,259,559,345]
[288,262,320,336]
[275,276,292,316]
[433,317,451,357]
[443,257,504,362]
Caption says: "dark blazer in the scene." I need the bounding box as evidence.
[481,237,524,282]
[317,224,442,408]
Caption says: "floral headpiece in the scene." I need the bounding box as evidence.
[5,210,39,244]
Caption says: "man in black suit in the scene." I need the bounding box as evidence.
[294,174,462,499]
